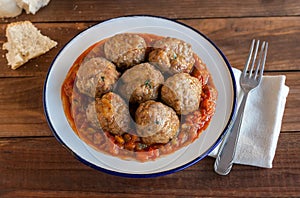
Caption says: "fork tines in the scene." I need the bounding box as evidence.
[242,39,268,80]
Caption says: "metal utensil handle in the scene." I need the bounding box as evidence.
[214,92,249,175]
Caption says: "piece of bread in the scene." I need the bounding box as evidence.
[2,21,57,70]
[0,0,51,18]
[0,0,22,18]
[16,0,50,14]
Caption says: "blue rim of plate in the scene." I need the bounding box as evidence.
[43,15,237,178]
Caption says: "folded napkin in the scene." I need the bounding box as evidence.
[209,68,289,168]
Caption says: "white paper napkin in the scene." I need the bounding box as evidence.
[209,68,289,168]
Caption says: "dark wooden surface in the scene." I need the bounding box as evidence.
[0,0,299,197]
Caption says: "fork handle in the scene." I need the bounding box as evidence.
[214,92,249,175]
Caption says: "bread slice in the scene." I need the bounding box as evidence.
[2,21,57,70]
[0,0,22,18]
[16,0,50,14]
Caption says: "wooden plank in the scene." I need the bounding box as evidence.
[0,18,298,137]
[0,17,299,77]
[0,76,49,137]
[0,77,43,110]
[1,0,300,23]
[0,132,299,197]
[0,123,52,137]
[0,0,298,197]
[283,72,300,132]
[0,71,298,138]
[0,22,91,77]
[181,17,300,71]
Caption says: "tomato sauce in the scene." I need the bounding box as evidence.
[61,33,217,162]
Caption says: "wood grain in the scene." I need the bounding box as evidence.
[0,0,299,197]
[0,132,299,197]
[0,72,297,138]
[0,17,299,77]
[1,0,299,23]
[182,17,300,71]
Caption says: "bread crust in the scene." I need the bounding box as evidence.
[2,21,57,69]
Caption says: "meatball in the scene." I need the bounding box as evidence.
[86,101,100,129]
[104,33,147,70]
[191,54,210,86]
[75,57,120,98]
[135,100,180,145]
[118,63,164,104]
[161,73,202,115]
[149,37,195,74]
[95,92,130,135]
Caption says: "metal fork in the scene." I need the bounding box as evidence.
[214,39,268,175]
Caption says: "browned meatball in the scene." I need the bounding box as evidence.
[86,101,100,129]
[149,37,195,74]
[161,73,202,115]
[75,57,120,98]
[191,54,210,86]
[95,92,130,135]
[135,100,179,145]
[118,63,164,104]
[104,33,147,70]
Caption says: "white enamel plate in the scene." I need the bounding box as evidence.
[43,16,237,178]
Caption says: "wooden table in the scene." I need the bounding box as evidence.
[0,0,299,197]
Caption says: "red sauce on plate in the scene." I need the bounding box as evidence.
[61,33,217,162]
